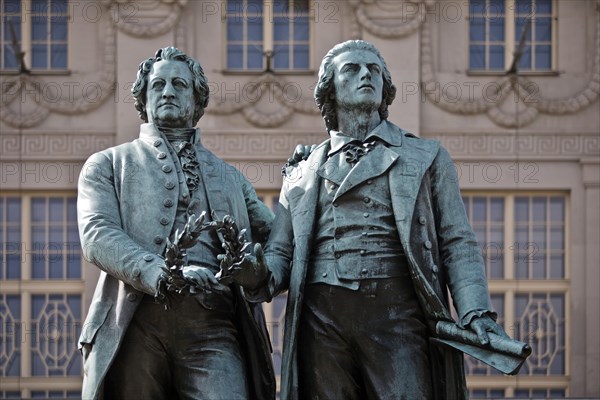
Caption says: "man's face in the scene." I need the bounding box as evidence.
[331,49,384,112]
[145,60,195,128]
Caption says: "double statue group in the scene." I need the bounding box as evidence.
[78,41,529,400]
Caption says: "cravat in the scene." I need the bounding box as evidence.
[159,127,201,193]
[341,140,378,166]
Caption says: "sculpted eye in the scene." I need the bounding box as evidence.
[174,80,188,88]
[370,65,381,74]
[151,80,164,90]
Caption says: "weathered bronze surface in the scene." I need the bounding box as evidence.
[77,47,275,400]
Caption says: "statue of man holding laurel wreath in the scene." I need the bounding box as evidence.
[76,46,276,400]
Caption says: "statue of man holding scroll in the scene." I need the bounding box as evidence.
[223,40,529,400]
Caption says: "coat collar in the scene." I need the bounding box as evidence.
[139,123,201,144]
[328,120,403,156]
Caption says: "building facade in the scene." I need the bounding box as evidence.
[1,0,598,398]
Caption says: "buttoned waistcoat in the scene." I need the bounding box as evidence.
[264,120,491,400]
[77,123,275,400]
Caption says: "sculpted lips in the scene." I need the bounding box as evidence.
[358,84,375,90]
[159,102,178,108]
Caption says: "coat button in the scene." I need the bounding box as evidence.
[160,217,169,226]
[153,140,162,147]
[163,199,173,208]
[154,236,164,245]
[322,272,328,278]
[432,264,439,273]
[143,254,154,261]
[162,165,172,173]
[361,268,368,275]
[334,252,341,259]
[132,267,141,278]
[126,293,137,302]
[367,179,373,185]
[363,197,371,203]
[333,202,339,207]
[363,212,369,218]
[419,216,426,225]
[360,249,366,255]
[165,181,175,190]
[424,240,432,249]
[157,152,167,159]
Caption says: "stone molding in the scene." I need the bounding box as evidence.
[347,0,600,128]
[348,0,434,39]
[207,130,599,162]
[419,1,600,128]
[0,19,116,128]
[102,0,186,38]
[201,130,325,160]
[205,73,320,128]
[1,132,115,161]
[3,129,595,163]
[0,0,185,129]
[428,132,600,160]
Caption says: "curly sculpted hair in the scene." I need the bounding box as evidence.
[131,46,210,126]
[314,40,397,133]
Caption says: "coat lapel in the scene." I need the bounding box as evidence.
[388,149,423,241]
[195,145,230,219]
[334,144,399,200]
[316,154,346,186]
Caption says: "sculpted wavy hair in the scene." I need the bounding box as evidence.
[314,40,397,133]
[131,46,210,126]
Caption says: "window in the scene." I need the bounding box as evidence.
[463,193,569,397]
[469,0,555,72]
[226,0,310,71]
[0,0,68,71]
[0,194,83,398]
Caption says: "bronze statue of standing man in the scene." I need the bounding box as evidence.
[229,40,511,399]
[77,47,275,400]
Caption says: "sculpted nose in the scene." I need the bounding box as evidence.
[162,82,175,99]
[360,66,372,81]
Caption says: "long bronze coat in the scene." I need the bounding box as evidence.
[265,121,492,400]
[77,124,275,400]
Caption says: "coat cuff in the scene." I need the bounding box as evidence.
[460,309,498,328]
[132,255,165,296]
[242,270,274,303]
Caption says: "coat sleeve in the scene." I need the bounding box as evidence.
[245,181,294,303]
[239,172,275,245]
[78,152,165,296]
[429,146,494,324]
[263,183,294,298]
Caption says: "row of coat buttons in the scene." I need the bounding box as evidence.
[155,142,176,193]
[152,141,173,246]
